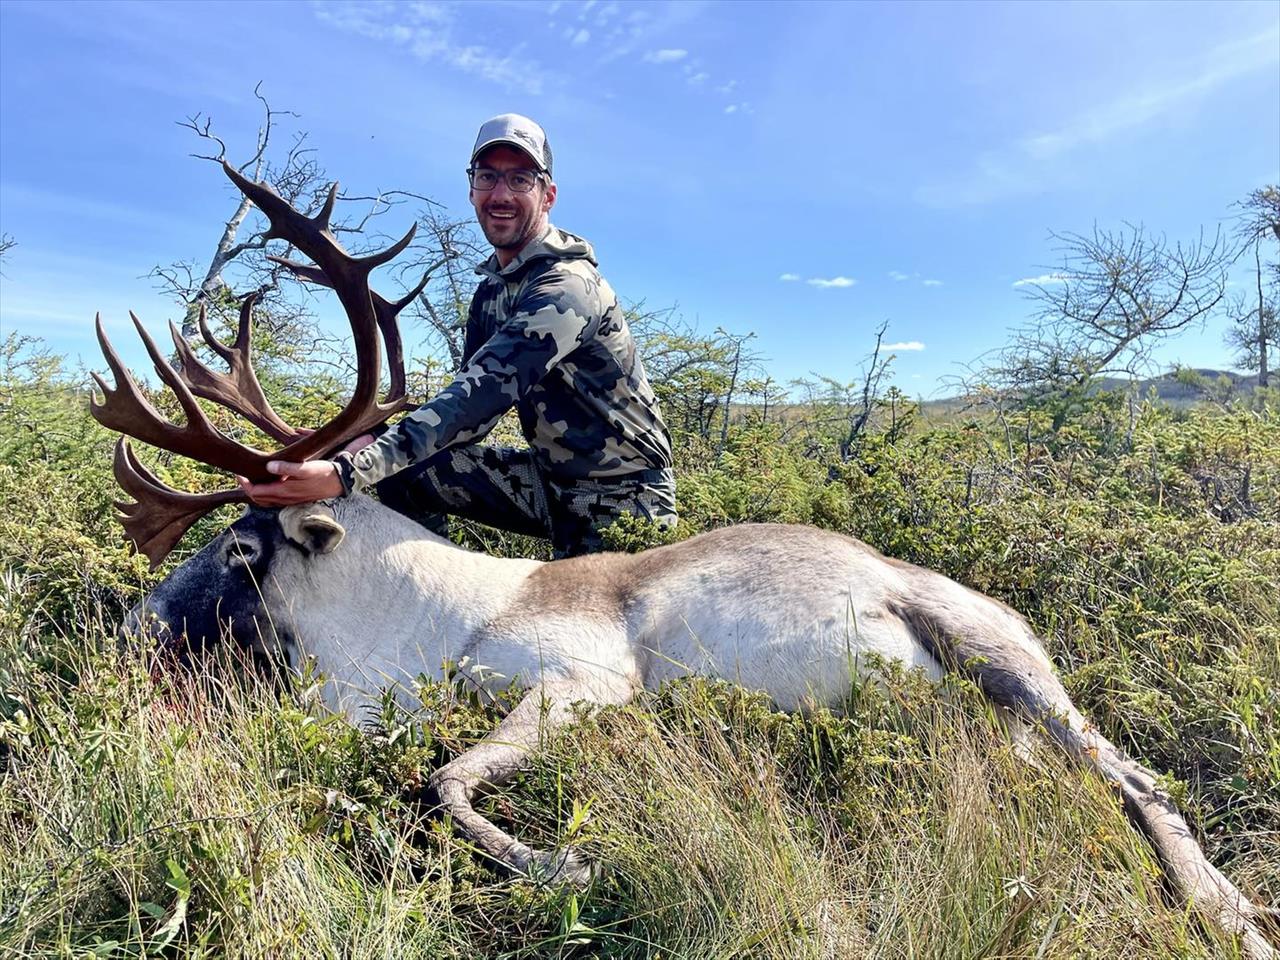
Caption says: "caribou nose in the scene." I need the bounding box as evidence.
[119,601,174,650]
[117,606,142,651]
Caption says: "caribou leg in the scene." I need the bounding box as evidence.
[426,676,628,884]
[893,599,1277,960]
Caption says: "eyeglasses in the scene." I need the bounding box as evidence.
[467,167,544,193]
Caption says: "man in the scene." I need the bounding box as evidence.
[241,114,676,557]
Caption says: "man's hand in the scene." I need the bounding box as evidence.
[238,460,344,507]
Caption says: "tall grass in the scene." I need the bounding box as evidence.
[1,338,1276,957]
[0,622,1267,959]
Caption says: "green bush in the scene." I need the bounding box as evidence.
[1,333,1276,957]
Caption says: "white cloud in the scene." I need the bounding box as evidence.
[548,1,562,13]
[884,341,926,351]
[779,273,800,281]
[571,28,590,45]
[916,26,1280,207]
[922,279,943,287]
[724,104,738,114]
[1012,273,1068,287]
[598,3,713,65]
[716,79,737,94]
[644,48,688,63]
[315,2,550,95]
[888,270,910,282]
[807,276,857,288]
[402,2,450,23]
[1021,28,1279,161]
[688,71,708,85]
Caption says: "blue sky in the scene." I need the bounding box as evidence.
[1,0,1277,397]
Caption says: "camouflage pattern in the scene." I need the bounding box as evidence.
[374,443,675,558]
[332,223,675,555]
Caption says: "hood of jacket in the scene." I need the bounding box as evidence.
[475,224,597,282]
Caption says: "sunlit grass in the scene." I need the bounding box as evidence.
[1,621,1268,959]
[1,345,1276,957]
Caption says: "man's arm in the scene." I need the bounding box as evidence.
[242,270,596,506]
[339,269,597,492]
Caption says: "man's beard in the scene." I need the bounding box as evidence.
[480,205,540,251]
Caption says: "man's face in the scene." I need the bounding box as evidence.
[469,145,557,255]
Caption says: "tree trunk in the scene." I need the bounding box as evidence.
[1256,240,1269,388]
[715,342,741,461]
[181,193,256,336]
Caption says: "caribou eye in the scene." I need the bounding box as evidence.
[222,535,262,570]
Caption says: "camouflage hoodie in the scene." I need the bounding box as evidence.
[336,224,673,493]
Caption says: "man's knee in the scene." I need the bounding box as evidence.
[550,472,677,558]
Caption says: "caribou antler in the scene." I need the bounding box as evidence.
[267,254,427,407]
[91,161,423,564]
[111,440,247,568]
[170,293,303,446]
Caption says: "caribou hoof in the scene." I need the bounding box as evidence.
[528,846,596,887]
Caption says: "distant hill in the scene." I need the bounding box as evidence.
[726,370,1265,423]
[1093,369,1262,405]
[914,369,1264,416]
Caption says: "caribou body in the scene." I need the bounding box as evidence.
[125,495,1278,959]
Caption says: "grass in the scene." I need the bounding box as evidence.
[0,626,1268,959]
[1,342,1276,957]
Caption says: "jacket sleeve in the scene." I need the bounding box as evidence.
[337,269,598,493]
[458,291,487,368]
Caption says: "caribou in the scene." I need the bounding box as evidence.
[95,162,1277,959]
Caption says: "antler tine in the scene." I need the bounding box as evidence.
[222,160,417,282]
[352,223,419,273]
[171,298,303,446]
[91,313,174,435]
[113,440,247,569]
[269,253,426,411]
[382,272,429,405]
[89,314,276,480]
[267,255,328,288]
[197,296,241,359]
[223,161,416,460]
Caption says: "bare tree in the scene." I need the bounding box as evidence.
[627,306,766,447]
[151,84,436,357]
[739,374,789,425]
[1236,185,1280,246]
[1224,289,1277,388]
[394,209,487,367]
[793,319,897,459]
[1227,185,1280,387]
[0,234,14,282]
[714,329,758,459]
[986,224,1229,402]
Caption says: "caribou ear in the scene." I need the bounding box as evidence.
[279,503,346,556]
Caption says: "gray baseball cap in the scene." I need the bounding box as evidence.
[470,113,554,175]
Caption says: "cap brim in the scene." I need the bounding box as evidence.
[470,137,548,172]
